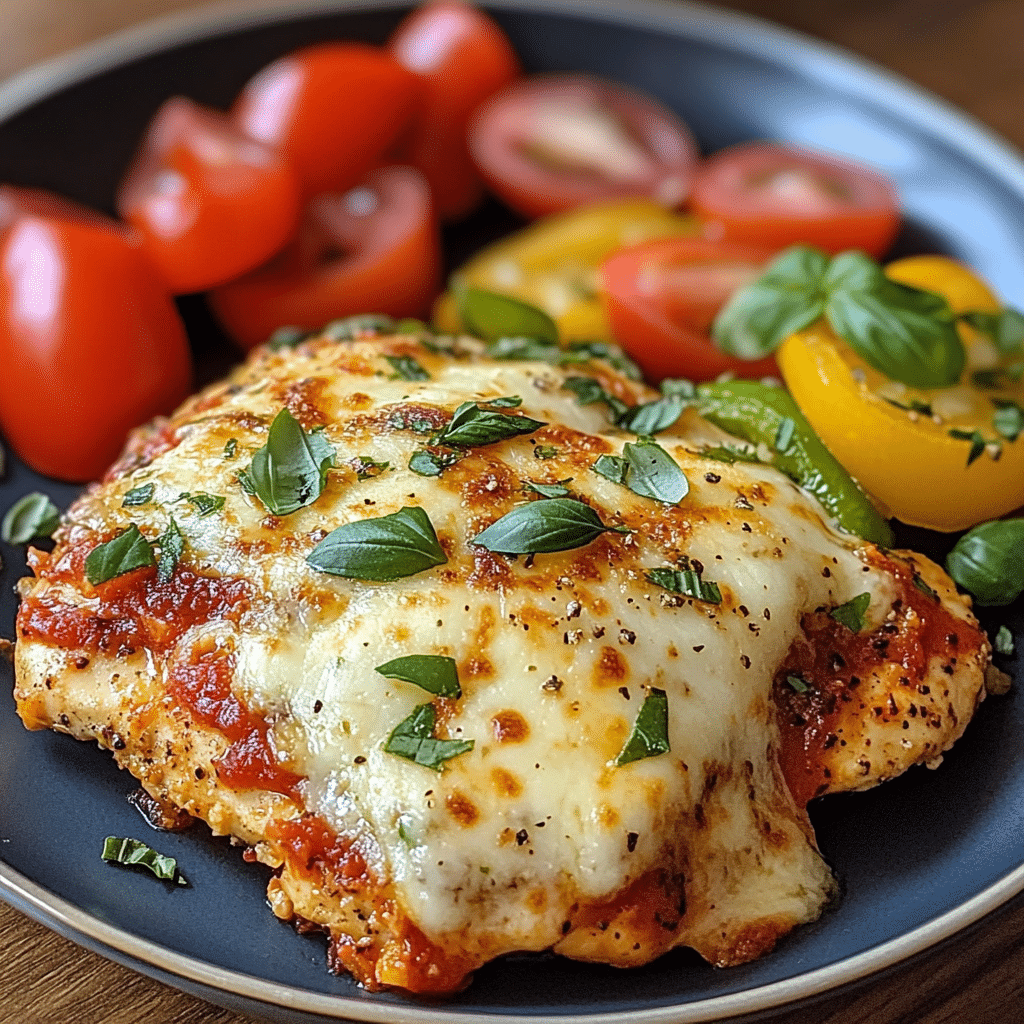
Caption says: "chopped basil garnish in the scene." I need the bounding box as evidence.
[307,506,447,582]
[829,592,871,632]
[223,438,238,459]
[267,325,314,351]
[473,497,626,555]
[486,335,560,361]
[484,395,523,408]
[946,518,1024,606]
[384,703,474,771]
[912,572,940,601]
[973,365,1024,390]
[353,456,390,480]
[616,394,686,436]
[433,401,546,448]
[995,625,1015,656]
[562,376,628,419]
[122,483,155,508]
[992,399,1024,442]
[385,355,430,381]
[409,448,464,477]
[239,408,335,516]
[2,492,60,543]
[660,378,697,399]
[961,308,1024,354]
[101,836,186,885]
[85,525,155,585]
[376,655,461,698]
[593,443,688,504]
[714,246,966,388]
[614,689,670,766]
[644,567,722,604]
[948,428,988,466]
[694,444,761,465]
[786,675,810,693]
[534,445,559,459]
[458,288,559,345]
[156,517,184,584]
[387,408,438,433]
[523,479,572,498]
[567,340,643,381]
[592,454,629,485]
[178,491,225,518]
[322,313,395,341]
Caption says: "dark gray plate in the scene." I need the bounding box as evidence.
[0,2,1020,1022]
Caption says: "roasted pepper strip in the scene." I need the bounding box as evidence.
[693,379,895,547]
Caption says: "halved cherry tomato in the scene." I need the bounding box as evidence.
[690,143,899,257]
[389,0,520,221]
[232,43,420,198]
[0,187,191,482]
[117,96,300,294]
[467,74,699,219]
[599,236,781,382]
[209,166,441,350]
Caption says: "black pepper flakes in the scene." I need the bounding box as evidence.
[705,472,721,483]
[313,700,323,714]
[627,832,639,852]
[516,829,529,846]
[618,686,630,700]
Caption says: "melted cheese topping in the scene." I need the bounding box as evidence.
[13,333,988,991]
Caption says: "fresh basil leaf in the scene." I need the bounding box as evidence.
[619,441,689,504]
[409,448,463,477]
[385,355,430,381]
[948,427,989,466]
[486,335,560,361]
[434,401,546,448]
[614,688,670,766]
[85,525,155,585]
[973,364,1024,389]
[534,445,559,459]
[644,567,722,604]
[483,395,523,408]
[267,325,314,351]
[786,675,810,693]
[829,592,871,632]
[616,394,686,436]
[961,308,1024,354]
[156,517,184,584]
[101,836,186,885]
[714,245,829,358]
[472,497,626,554]
[178,491,225,518]
[459,288,559,344]
[946,518,1024,606]
[384,703,474,771]
[239,408,335,516]
[307,506,447,582]
[660,378,696,398]
[376,655,461,698]
[122,483,155,508]
[322,314,395,341]
[2,492,60,543]
[995,625,1015,656]
[565,340,643,381]
[353,456,390,480]
[561,376,628,419]
[992,399,1024,442]
[593,453,629,485]
[523,479,572,498]
[223,438,238,459]
[824,252,964,388]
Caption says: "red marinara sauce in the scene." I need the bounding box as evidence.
[772,552,985,807]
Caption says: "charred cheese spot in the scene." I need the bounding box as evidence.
[445,791,480,827]
[490,767,524,798]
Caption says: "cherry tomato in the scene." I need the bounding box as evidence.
[467,74,699,220]
[599,236,780,382]
[0,187,191,482]
[389,1,520,221]
[117,96,300,294]
[209,166,441,351]
[233,43,420,198]
[690,142,900,257]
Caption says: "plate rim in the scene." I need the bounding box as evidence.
[2,0,1024,1021]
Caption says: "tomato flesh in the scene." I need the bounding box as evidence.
[0,187,191,481]
[209,165,441,351]
[600,236,780,382]
[468,74,698,219]
[117,96,301,294]
[389,0,520,221]
[690,142,900,257]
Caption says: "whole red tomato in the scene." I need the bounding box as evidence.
[0,187,192,481]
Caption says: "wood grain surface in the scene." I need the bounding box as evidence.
[0,1,1022,1022]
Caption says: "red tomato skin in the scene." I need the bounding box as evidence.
[117,96,301,294]
[468,73,699,220]
[209,165,441,351]
[600,236,780,383]
[232,43,420,198]
[0,189,191,482]
[389,0,520,221]
[690,143,900,257]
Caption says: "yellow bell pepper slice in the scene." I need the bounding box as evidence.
[778,257,1024,532]
[434,199,697,341]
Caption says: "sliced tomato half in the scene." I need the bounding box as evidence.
[600,236,780,382]
[209,165,441,351]
[468,74,699,219]
[690,142,900,257]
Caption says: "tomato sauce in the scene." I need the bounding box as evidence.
[773,553,985,806]
[268,813,372,889]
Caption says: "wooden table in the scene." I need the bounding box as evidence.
[1,1,1022,1021]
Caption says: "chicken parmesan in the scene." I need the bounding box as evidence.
[12,326,990,993]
